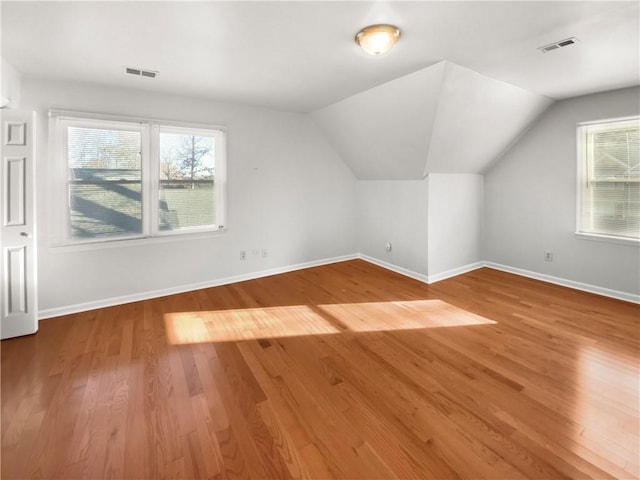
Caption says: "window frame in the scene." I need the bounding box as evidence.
[576,115,640,245]
[49,110,227,248]
[152,124,226,238]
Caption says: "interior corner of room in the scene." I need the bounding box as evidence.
[0,1,638,323]
[1,2,639,478]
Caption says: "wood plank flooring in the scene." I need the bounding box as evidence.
[2,259,639,479]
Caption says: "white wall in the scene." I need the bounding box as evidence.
[356,180,428,276]
[427,174,483,279]
[312,61,552,180]
[356,174,483,282]
[425,62,552,174]
[484,86,640,296]
[19,77,638,315]
[312,64,444,180]
[21,77,357,315]
[1,57,21,108]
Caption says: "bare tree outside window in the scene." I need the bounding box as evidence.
[160,135,214,183]
[57,115,226,245]
[159,133,216,230]
[180,135,213,187]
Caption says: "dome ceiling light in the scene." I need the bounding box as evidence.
[355,24,401,56]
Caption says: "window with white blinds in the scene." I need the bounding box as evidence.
[66,122,144,241]
[577,117,640,241]
[51,112,227,246]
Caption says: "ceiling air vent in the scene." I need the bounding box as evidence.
[125,67,159,78]
[538,37,579,53]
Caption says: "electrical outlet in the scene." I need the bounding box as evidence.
[385,241,392,252]
[261,248,268,258]
[240,250,246,260]
[544,251,553,262]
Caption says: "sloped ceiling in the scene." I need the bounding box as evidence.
[425,62,554,174]
[3,2,637,112]
[312,63,445,180]
[312,61,553,179]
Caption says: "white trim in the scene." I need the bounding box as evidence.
[576,115,640,241]
[357,255,483,284]
[49,111,227,248]
[38,254,358,320]
[49,108,227,133]
[575,121,586,236]
[575,231,639,246]
[38,254,640,319]
[358,255,639,303]
[577,115,640,128]
[485,262,640,304]
[148,123,159,236]
[47,229,226,253]
[214,128,227,229]
[427,261,485,284]
[357,254,429,284]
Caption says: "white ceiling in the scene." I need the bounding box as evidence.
[2,1,639,113]
[312,60,554,179]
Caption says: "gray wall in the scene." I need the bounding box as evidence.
[23,78,358,315]
[356,180,429,275]
[18,75,639,315]
[356,174,484,282]
[312,61,552,180]
[428,174,483,279]
[1,57,21,108]
[484,86,640,296]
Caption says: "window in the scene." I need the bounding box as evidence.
[577,117,639,241]
[52,112,226,245]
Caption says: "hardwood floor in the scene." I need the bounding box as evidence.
[2,259,639,479]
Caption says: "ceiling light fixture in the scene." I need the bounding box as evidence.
[355,24,400,56]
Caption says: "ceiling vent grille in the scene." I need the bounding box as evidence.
[538,37,579,53]
[125,67,158,78]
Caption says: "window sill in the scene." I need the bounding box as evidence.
[49,228,226,253]
[575,232,639,246]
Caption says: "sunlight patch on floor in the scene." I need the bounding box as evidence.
[164,305,338,344]
[164,299,496,345]
[317,300,495,332]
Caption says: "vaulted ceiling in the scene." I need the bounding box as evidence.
[2,1,638,178]
[312,61,554,178]
[2,1,638,112]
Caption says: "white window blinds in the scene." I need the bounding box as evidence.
[66,124,143,241]
[52,112,227,246]
[578,117,640,240]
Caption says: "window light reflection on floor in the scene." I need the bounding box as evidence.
[572,345,640,467]
[164,299,497,345]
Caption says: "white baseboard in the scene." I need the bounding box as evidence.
[359,255,639,304]
[38,254,359,320]
[357,255,484,285]
[427,261,485,284]
[485,262,640,304]
[357,254,429,284]
[39,253,639,319]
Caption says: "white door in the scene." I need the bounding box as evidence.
[1,110,38,339]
